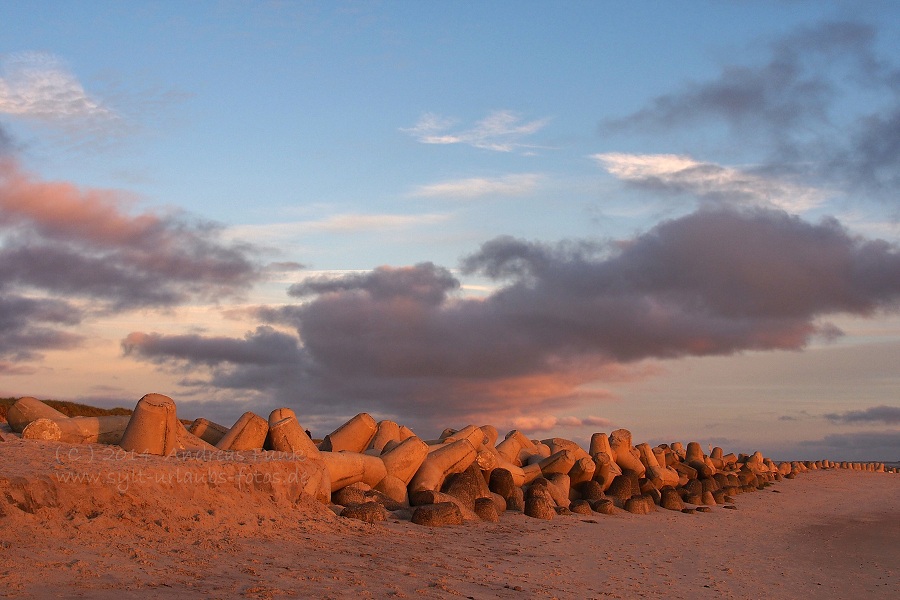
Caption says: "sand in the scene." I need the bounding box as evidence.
[0,439,897,599]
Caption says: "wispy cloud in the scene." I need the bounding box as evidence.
[0,52,125,141]
[403,110,551,152]
[824,405,900,425]
[229,213,450,243]
[410,173,541,199]
[593,152,828,213]
[312,212,449,232]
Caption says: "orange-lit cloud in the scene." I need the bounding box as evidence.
[512,414,615,434]
[0,159,264,362]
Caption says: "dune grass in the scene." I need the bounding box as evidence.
[0,397,132,422]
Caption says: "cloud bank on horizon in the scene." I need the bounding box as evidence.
[122,206,900,429]
[1,9,899,457]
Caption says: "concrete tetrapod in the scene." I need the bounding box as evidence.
[492,452,542,488]
[259,416,330,504]
[522,442,552,465]
[590,451,616,491]
[369,420,401,452]
[538,449,577,476]
[22,416,131,444]
[216,412,269,451]
[188,418,229,446]
[637,442,680,488]
[438,425,488,450]
[319,413,377,453]
[267,416,320,457]
[374,435,430,504]
[479,425,499,448]
[118,393,180,455]
[408,438,478,493]
[479,435,542,487]
[319,451,387,493]
[608,429,646,478]
[6,397,68,433]
[495,430,535,465]
[568,455,596,487]
[589,433,622,490]
[267,407,296,425]
[685,441,714,478]
[543,438,590,461]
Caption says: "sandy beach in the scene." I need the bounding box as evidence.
[0,438,896,600]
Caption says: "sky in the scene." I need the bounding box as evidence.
[2,1,899,461]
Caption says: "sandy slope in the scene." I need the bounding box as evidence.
[0,439,897,599]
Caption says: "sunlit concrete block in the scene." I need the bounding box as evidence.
[608,429,646,477]
[369,420,401,452]
[495,430,535,465]
[119,393,180,456]
[320,451,387,492]
[638,442,679,488]
[568,456,596,487]
[408,438,477,493]
[22,415,130,444]
[685,441,714,478]
[216,411,269,451]
[375,435,430,503]
[188,418,229,446]
[542,437,590,461]
[6,397,68,433]
[319,413,377,453]
[538,449,576,476]
[268,416,320,457]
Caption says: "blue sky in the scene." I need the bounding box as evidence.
[2,1,899,460]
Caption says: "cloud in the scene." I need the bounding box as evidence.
[0,52,125,142]
[0,158,265,361]
[309,212,449,233]
[410,173,541,199]
[0,295,85,360]
[824,405,900,425]
[123,206,900,431]
[604,21,877,135]
[228,213,449,243]
[512,414,615,434]
[799,430,900,461]
[593,153,827,212]
[602,20,900,199]
[403,110,551,152]
[0,52,117,121]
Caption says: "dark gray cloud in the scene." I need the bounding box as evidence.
[0,158,265,361]
[605,22,877,133]
[799,430,900,462]
[603,20,900,198]
[124,206,900,431]
[824,405,900,425]
[0,294,85,360]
